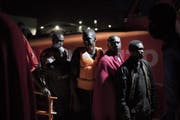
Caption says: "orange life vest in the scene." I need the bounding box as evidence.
[77,47,103,90]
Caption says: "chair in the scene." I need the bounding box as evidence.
[34,91,58,120]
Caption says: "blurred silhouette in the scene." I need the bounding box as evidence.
[148,3,180,120]
[0,12,36,120]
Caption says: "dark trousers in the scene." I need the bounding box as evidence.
[75,88,92,120]
[131,112,151,120]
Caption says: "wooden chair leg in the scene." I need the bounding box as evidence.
[34,91,57,120]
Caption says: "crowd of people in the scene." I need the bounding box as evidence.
[1,2,179,120]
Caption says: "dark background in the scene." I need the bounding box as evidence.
[0,0,154,24]
[1,0,179,30]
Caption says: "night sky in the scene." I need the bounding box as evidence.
[2,0,130,23]
[1,0,162,29]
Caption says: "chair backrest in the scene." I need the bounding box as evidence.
[34,91,58,120]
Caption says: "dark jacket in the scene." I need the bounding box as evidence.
[115,57,156,120]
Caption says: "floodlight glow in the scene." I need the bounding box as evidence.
[94,20,97,24]
[54,25,60,30]
[108,25,112,28]
[40,26,44,29]
[79,21,82,24]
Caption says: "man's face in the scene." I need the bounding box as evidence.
[52,38,64,48]
[108,36,121,53]
[83,33,96,51]
[131,43,144,60]
[52,33,64,48]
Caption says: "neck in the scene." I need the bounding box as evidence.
[130,56,140,63]
[87,48,95,55]
[107,49,119,56]
[90,49,96,58]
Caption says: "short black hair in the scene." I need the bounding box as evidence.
[82,28,96,41]
[107,35,120,42]
[51,31,64,41]
[128,40,142,52]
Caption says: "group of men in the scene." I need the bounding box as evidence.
[35,27,156,120]
[35,3,180,120]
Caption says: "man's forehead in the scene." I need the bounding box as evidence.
[83,34,95,41]
[53,34,64,40]
[84,32,95,37]
[113,37,120,42]
[136,43,144,48]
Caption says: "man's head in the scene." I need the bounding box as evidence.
[148,3,177,40]
[129,40,144,60]
[82,29,96,51]
[107,35,121,54]
[51,31,64,48]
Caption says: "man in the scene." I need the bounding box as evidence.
[39,31,72,120]
[115,40,156,120]
[70,29,103,120]
[148,3,180,120]
[92,35,124,120]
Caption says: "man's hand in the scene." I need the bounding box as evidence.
[42,87,51,96]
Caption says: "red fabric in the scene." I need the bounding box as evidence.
[0,12,36,120]
[92,54,124,120]
[24,35,39,72]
